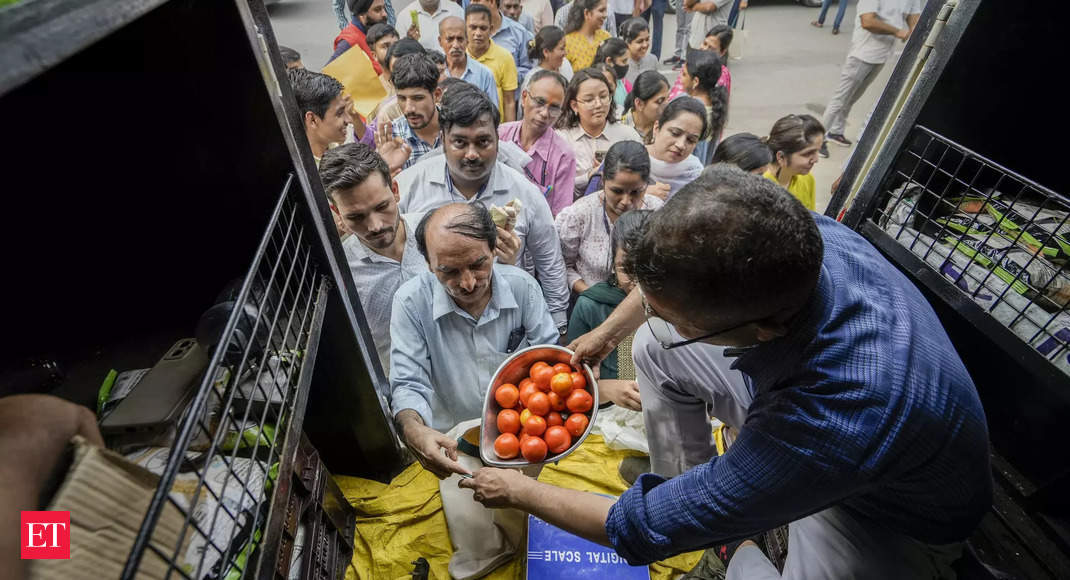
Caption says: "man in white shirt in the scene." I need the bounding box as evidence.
[396,83,571,335]
[821,0,921,155]
[401,0,465,52]
[319,143,427,374]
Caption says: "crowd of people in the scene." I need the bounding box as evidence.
[273,1,988,579]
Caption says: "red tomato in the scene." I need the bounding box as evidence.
[495,383,519,408]
[497,409,521,434]
[530,361,551,375]
[547,391,567,412]
[544,426,571,454]
[552,363,572,375]
[566,389,593,413]
[518,377,536,396]
[531,364,555,392]
[518,381,539,406]
[494,433,520,459]
[527,392,551,416]
[520,433,534,445]
[570,371,587,391]
[550,373,573,397]
[520,436,548,462]
[522,415,547,437]
[546,411,564,427]
[565,413,589,437]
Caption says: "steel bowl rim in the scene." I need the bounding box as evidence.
[480,344,599,467]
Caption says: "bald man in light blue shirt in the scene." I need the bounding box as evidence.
[390,203,558,478]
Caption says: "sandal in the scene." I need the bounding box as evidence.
[811,20,823,28]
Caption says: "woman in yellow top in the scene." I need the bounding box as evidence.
[762,114,825,211]
[563,0,610,71]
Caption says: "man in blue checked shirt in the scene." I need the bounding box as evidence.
[462,166,992,579]
[386,53,443,170]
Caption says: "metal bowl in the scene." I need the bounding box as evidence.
[480,345,599,467]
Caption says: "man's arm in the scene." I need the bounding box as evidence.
[907,12,920,34]
[0,395,105,580]
[512,28,534,85]
[522,270,563,345]
[567,287,644,367]
[388,291,471,479]
[460,468,615,545]
[524,189,570,328]
[553,207,585,293]
[503,90,517,122]
[860,12,907,38]
[549,148,576,217]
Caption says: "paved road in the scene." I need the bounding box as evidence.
[267,0,898,211]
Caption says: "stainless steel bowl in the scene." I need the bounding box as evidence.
[480,345,599,467]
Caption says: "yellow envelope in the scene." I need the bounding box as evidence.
[322,46,387,118]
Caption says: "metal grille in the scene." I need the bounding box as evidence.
[874,126,1070,377]
[122,175,328,579]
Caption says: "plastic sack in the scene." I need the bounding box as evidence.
[592,405,649,454]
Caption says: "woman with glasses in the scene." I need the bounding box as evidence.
[554,140,663,299]
[555,68,642,197]
[499,70,578,217]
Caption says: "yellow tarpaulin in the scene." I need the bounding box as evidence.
[337,435,703,580]
[321,46,387,119]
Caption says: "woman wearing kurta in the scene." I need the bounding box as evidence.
[563,0,610,71]
[646,97,707,198]
[762,113,825,211]
[555,68,643,197]
[554,140,663,294]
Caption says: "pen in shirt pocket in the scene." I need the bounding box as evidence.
[506,326,526,353]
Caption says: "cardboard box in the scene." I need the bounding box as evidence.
[29,436,191,579]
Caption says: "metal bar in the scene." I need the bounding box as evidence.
[122,175,294,579]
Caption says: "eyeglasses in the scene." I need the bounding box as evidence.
[638,286,755,349]
[528,96,564,118]
[577,94,611,107]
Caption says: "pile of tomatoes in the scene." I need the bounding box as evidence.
[492,361,595,462]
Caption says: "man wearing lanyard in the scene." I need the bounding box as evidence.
[498,69,576,217]
[396,84,571,336]
[460,167,992,578]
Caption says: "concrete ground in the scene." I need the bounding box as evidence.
[268,0,900,211]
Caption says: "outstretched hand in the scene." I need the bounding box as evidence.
[374,121,413,176]
[567,328,617,371]
[458,467,532,509]
[399,414,471,479]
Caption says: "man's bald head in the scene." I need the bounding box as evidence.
[440,16,465,35]
[416,203,497,260]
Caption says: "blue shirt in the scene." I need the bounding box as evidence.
[490,12,533,84]
[447,57,500,109]
[605,214,992,564]
[389,264,559,430]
